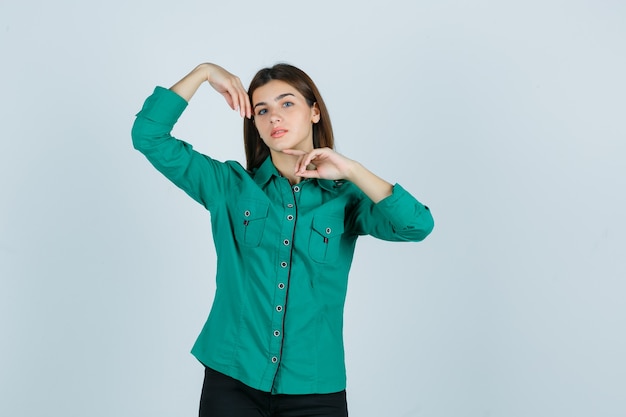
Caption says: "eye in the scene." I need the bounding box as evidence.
[282,101,294,108]
[256,108,267,116]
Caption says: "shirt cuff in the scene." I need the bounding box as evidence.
[135,86,188,126]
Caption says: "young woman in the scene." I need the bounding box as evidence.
[132,62,434,417]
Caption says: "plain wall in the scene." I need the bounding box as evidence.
[1,0,625,416]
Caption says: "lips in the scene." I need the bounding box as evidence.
[271,128,288,138]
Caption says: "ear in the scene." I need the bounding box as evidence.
[311,103,321,124]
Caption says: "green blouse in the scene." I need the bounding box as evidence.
[132,87,434,394]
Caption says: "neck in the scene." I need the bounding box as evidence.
[270,151,302,185]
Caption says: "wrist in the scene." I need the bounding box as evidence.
[343,160,362,182]
[194,63,213,82]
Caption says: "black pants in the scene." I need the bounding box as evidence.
[199,367,348,417]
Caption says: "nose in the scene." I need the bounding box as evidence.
[269,108,281,124]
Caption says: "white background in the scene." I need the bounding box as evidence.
[1,1,625,416]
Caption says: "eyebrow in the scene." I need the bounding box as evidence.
[253,93,296,109]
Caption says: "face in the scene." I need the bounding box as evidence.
[252,80,320,154]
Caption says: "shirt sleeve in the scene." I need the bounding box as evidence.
[131,86,235,209]
[347,183,434,242]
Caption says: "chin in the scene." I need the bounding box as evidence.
[270,141,296,152]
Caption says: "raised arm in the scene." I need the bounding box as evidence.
[131,63,251,209]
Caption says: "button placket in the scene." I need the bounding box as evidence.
[268,179,298,371]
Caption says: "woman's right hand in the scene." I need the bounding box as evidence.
[170,63,252,118]
[205,63,251,118]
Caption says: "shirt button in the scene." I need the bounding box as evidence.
[293,185,300,193]
[287,203,294,208]
[276,305,283,312]
[244,210,251,217]
[280,261,287,268]
[271,356,278,363]
[325,227,332,234]
[273,330,280,337]
[287,215,294,221]
[283,239,290,246]
[278,283,285,289]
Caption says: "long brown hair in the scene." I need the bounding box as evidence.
[243,64,334,171]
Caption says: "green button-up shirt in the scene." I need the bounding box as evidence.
[132,87,434,394]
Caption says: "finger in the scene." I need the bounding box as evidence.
[228,84,242,114]
[245,94,252,119]
[294,153,307,174]
[232,84,245,117]
[296,168,321,179]
[298,154,314,174]
[233,88,248,116]
[300,149,323,169]
[240,89,250,118]
[285,150,312,174]
[220,91,235,110]
[225,77,243,116]
[236,79,252,118]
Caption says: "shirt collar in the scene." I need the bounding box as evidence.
[252,156,279,186]
[252,155,343,192]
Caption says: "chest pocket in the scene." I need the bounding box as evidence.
[308,215,344,263]
[235,199,270,247]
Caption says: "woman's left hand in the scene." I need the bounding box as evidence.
[284,147,394,203]
[282,148,355,181]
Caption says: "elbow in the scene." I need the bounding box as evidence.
[397,207,434,242]
[131,119,142,150]
[416,208,435,241]
[415,216,434,242]
[131,118,150,152]
[406,223,434,242]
